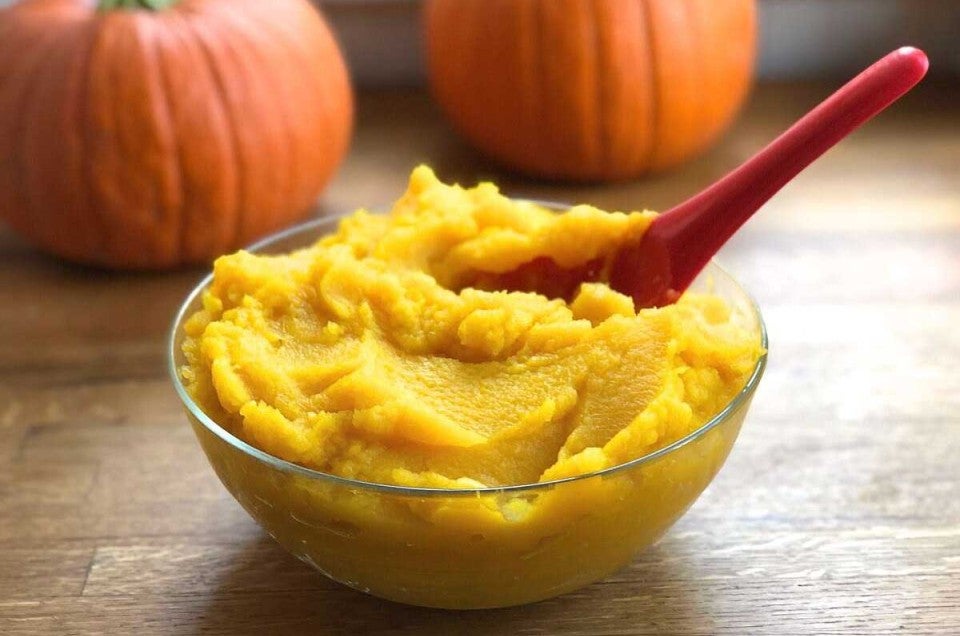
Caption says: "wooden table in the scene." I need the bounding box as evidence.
[1,82,958,634]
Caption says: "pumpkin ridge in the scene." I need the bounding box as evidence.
[202,1,297,242]
[532,0,555,176]
[675,0,699,169]
[236,0,340,215]
[588,0,607,178]
[149,15,190,265]
[519,0,541,172]
[133,12,182,266]
[84,12,168,265]
[639,0,659,174]
[193,3,276,247]
[0,17,62,247]
[161,8,238,262]
[82,12,125,264]
[69,16,109,262]
[239,1,314,212]
[184,11,246,252]
[648,0,703,172]
[456,0,487,168]
[105,14,174,265]
[29,12,104,262]
[616,0,655,180]
[686,0,711,162]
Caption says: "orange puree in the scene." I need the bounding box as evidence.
[181,166,761,490]
[177,166,765,608]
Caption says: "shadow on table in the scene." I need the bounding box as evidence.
[194,533,715,636]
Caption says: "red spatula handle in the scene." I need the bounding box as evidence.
[655,47,929,296]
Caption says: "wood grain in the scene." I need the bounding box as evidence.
[1,82,958,635]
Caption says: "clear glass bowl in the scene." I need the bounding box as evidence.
[168,212,767,609]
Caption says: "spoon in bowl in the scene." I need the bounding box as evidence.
[609,47,929,309]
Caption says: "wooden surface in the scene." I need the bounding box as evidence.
[1,81,959,635]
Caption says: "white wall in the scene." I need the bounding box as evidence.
[758,0,959,78]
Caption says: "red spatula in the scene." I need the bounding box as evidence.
[609,47,929,309]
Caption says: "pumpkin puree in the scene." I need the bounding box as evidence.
[181,166,762,490]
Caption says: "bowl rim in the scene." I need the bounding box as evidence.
[168,210,768,498]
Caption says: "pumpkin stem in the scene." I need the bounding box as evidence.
[98,0,180,10]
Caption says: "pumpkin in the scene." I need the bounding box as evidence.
[424,0,756,181]
[0,0,353,269]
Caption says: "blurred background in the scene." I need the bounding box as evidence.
[316,0,960,85]
[1,0,955,82]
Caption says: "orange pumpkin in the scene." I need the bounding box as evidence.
[425,0,756,181]
[0,0,352,269]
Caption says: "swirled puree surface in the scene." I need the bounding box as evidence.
[181,166,762,489]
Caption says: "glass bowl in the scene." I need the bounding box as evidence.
[168,212,767,610]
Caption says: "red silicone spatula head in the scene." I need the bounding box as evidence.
[609,47,929,309]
